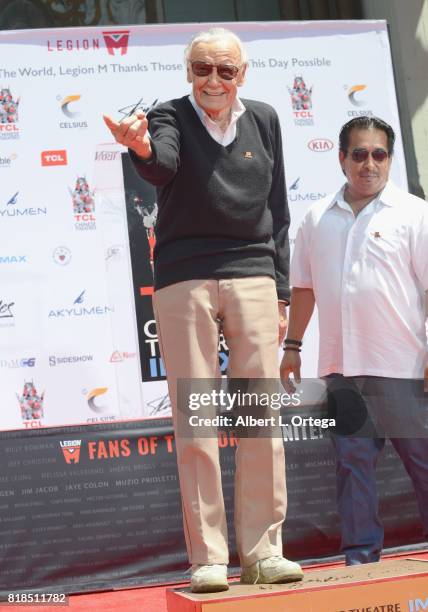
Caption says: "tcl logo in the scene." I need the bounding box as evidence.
[41,150,68,166]
[308,139,334,152]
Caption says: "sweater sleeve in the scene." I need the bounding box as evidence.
[268,110,290,302]
[129,102,180,187]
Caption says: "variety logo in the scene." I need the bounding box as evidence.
[0,152,17,168]
[86,387,109,413]
[53,246,72,266]
[288,75,314,126]
[41,149,68,166]
[288,177,326,203]
[49,354,93,366]
[17,381,44,423]
[60,440,82,464]
[70,176,96,230]
[308,139,334,152]
[345,84,374,117]
[1,191,47,219]
[95,150,121,162]
[48,291,113,318]
[0,87,20,140]
[103,30,130,56]
[0,254,27,264]
[46,30,130,56]
[0,357,35,368]
[110,350,137,363]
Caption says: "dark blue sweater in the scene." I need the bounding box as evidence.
[130,96,290,301]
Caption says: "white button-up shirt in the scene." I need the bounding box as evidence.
[291,181,428,378]
[188,94,246,146]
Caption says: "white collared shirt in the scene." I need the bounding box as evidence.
[291,181,428,378]
[188,94,246,146]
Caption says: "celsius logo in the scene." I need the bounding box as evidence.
[308,139,334,152]
[60,94,81,117]
[288,76,313,126]
[103,30,130,56]
[60,440,82,464]
[86,387,109,413]
[41,150,68,166]
[348,84,367,107]
[53,246,71,266]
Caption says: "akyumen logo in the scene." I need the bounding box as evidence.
[60,440,82,464]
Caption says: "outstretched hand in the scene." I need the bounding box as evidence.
[103,110,152,159]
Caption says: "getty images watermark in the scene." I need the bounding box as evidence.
[176,379,336,438]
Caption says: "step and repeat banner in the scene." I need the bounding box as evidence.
[0,20,421,594]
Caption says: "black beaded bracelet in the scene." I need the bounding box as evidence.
[283,346,301,352]
[283,338,302,347]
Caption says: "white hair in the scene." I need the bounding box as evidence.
[184,27,247,65]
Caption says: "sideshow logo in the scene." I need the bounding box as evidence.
[60,440,82,464]
[58,94,88,129]
[41,150,68,166]
[288,177,326,203]
[1,191,47,218]
[70,176,96,230]
[308,139,334,152]
[0,357,35,368]
[49,354,93,366]
[110,350,136,362]
[0,87,19,140]
[46,30,130,56]
[17,381,44,424]
[0,254,27,264]
[345,84,374,117]
[48,290,113,318]
[288,75,314,126]
[409,596,428,611]
[0,152,17,168]
[86,387,109,414]
[53,246,72,265]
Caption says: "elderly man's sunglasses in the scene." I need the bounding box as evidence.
[190,61,240,81]
[350,148,389,163]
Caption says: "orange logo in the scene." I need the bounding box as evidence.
[41,150,68,166]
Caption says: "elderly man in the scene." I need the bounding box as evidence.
[281,116,428,565]
[104,27,303,592]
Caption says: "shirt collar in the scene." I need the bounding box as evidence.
[326,180,397,212]
[188,93,246,128]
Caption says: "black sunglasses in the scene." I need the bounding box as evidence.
[190,61,241,81]
[350,148,389,163]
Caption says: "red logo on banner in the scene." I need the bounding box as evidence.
[41,150,68,166]
[60,440,82,464]
[102,30,130,56]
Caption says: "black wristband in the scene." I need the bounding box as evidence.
[283,338,302,347]
[283,346,301,352]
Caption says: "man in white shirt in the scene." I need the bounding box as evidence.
[281,116,428,565]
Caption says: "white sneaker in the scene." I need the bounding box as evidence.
[190,564,229,593]
[240,555,303,584]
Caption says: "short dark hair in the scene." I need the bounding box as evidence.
[339,116,396,156]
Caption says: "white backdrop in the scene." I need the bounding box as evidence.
[0,20,407,430]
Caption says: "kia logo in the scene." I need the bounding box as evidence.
[308,139,334,152]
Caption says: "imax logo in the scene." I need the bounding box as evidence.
[409,597,428,611]
[0,255,26,264]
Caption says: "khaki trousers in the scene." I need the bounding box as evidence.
[152,277,286,566]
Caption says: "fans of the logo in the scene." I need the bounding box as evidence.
[0,87,19,123]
